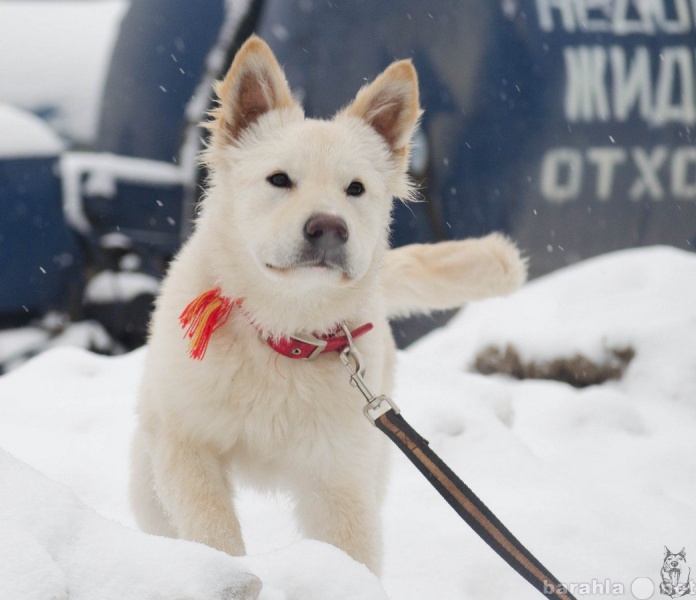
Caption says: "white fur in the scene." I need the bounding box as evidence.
[131,36,526,575]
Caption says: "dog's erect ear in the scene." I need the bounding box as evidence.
[210,36,296,143]
[679,548,687,558]
[344,60,422,166]
[665,547,672,558]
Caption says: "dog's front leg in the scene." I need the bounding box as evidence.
[150,433,245,555]
[295,482,383,575]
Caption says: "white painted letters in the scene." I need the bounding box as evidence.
[587,147,627,200]
[539,146,696,201]
[672,147,696,198]
[541,148,583,203]
[535,0,696,33]
[610,46,652,121]
[564,46,611,122]
[630,146,668,200]
[536,0,577,32]
[565,45,696,125]
[536,1,693,204]
[654,47,696,125]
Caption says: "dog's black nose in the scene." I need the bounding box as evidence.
[304,214,349,247]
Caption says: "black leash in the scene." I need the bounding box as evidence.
[375,408,576,600]
[339,326,576,600]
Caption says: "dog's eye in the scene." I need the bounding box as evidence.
[267,172,292,188]
[346,181,365,197]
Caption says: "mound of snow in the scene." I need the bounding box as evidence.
[0,246,695,599]
[0,103,63,159]
[0,319,116,377]
[84,270,160,304]
[0,448,262,600]
[411,245,696,401]
[0,349,386,600]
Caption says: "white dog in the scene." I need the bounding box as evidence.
[130,35,526,575]
[660,547,692,598]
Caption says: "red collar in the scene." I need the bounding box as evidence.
[262,322,373,360]
[179,287,373,360]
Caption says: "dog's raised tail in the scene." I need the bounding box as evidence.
[382,233,527,319]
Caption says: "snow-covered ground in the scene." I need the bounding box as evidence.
[0,103,64,159]
[1,246,694,599]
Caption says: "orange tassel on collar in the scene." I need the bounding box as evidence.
[179,287,240,360]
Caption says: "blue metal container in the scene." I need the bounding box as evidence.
[95,0,696,277]
[0,154,81,320]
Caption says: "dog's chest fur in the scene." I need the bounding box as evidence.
[142,271,392,481]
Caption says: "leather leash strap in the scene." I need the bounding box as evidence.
[338,324,575,600]
[374,408,577,600]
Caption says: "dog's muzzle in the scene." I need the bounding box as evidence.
[299,213,350,271]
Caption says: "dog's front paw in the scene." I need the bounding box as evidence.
[382,233,528,317]
[477,233,528,296]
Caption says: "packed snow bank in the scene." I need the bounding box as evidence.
[0,246,695,599]
[393,245,696,598]
[84,270,161,304]
[412,245,696,399]
[0,448,262,600]
[0,103,64,158]
[0,319,116,375]
[0,444,386,600]
[0,1,128,144]
[0,349,387,600]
